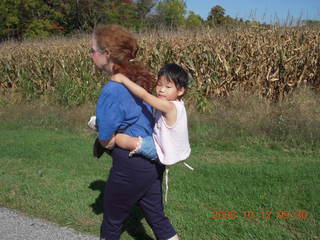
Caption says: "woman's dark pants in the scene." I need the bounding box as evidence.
[100,147,176,240]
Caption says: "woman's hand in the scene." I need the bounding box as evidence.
[111,73,128,83]
[87,116,97,131]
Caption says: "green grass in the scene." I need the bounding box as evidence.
[0,106,319,240]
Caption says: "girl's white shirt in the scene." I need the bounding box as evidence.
[152,100,191,165]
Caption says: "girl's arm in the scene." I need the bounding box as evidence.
[99,136,116,149]
[112,74,174,114]
[115,133,139,151]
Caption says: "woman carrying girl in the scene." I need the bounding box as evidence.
[90,24,179,240]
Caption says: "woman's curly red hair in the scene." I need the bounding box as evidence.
[93,25,157,93]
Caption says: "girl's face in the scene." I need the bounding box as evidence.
[90,37,113,73]
[156,76,185,101]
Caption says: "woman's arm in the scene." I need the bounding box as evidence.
[112,74,174,114]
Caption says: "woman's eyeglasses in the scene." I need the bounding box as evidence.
[90,48,104,55]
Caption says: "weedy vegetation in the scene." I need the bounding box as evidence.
[0,26,319,109]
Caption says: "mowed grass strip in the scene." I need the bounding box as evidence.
[0,122,319,239]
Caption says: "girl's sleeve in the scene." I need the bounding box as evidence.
[96,86,125,140]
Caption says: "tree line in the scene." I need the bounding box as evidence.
[1,0,319,41]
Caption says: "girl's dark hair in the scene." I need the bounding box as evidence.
[94,24,156,93]
[158,63,189,90]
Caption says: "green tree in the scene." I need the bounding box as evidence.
[207,5,225,26]
[101,1,140,30]
[63,0,144,32]
[62,0,108,32]
[303,20,320,27]
[24,19,52,39]
[155,0,187,28]
[185,11,203,29]
[136,0,158,18]
[0,0,38,40]
[0,0,65,40]
[0,0,162,40]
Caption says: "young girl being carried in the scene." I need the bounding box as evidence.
[89,63,191,167]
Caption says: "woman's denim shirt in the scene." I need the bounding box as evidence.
[96,81,154,141]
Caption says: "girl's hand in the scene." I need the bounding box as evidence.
[112,73,127,83]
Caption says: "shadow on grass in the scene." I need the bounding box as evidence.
[89,180,105,215]
[89,180,154,240]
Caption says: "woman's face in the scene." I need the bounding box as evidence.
[90,37,113,73]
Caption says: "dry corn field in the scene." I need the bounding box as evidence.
[0,27,319,108]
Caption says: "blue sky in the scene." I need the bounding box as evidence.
[185,0,320,23]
